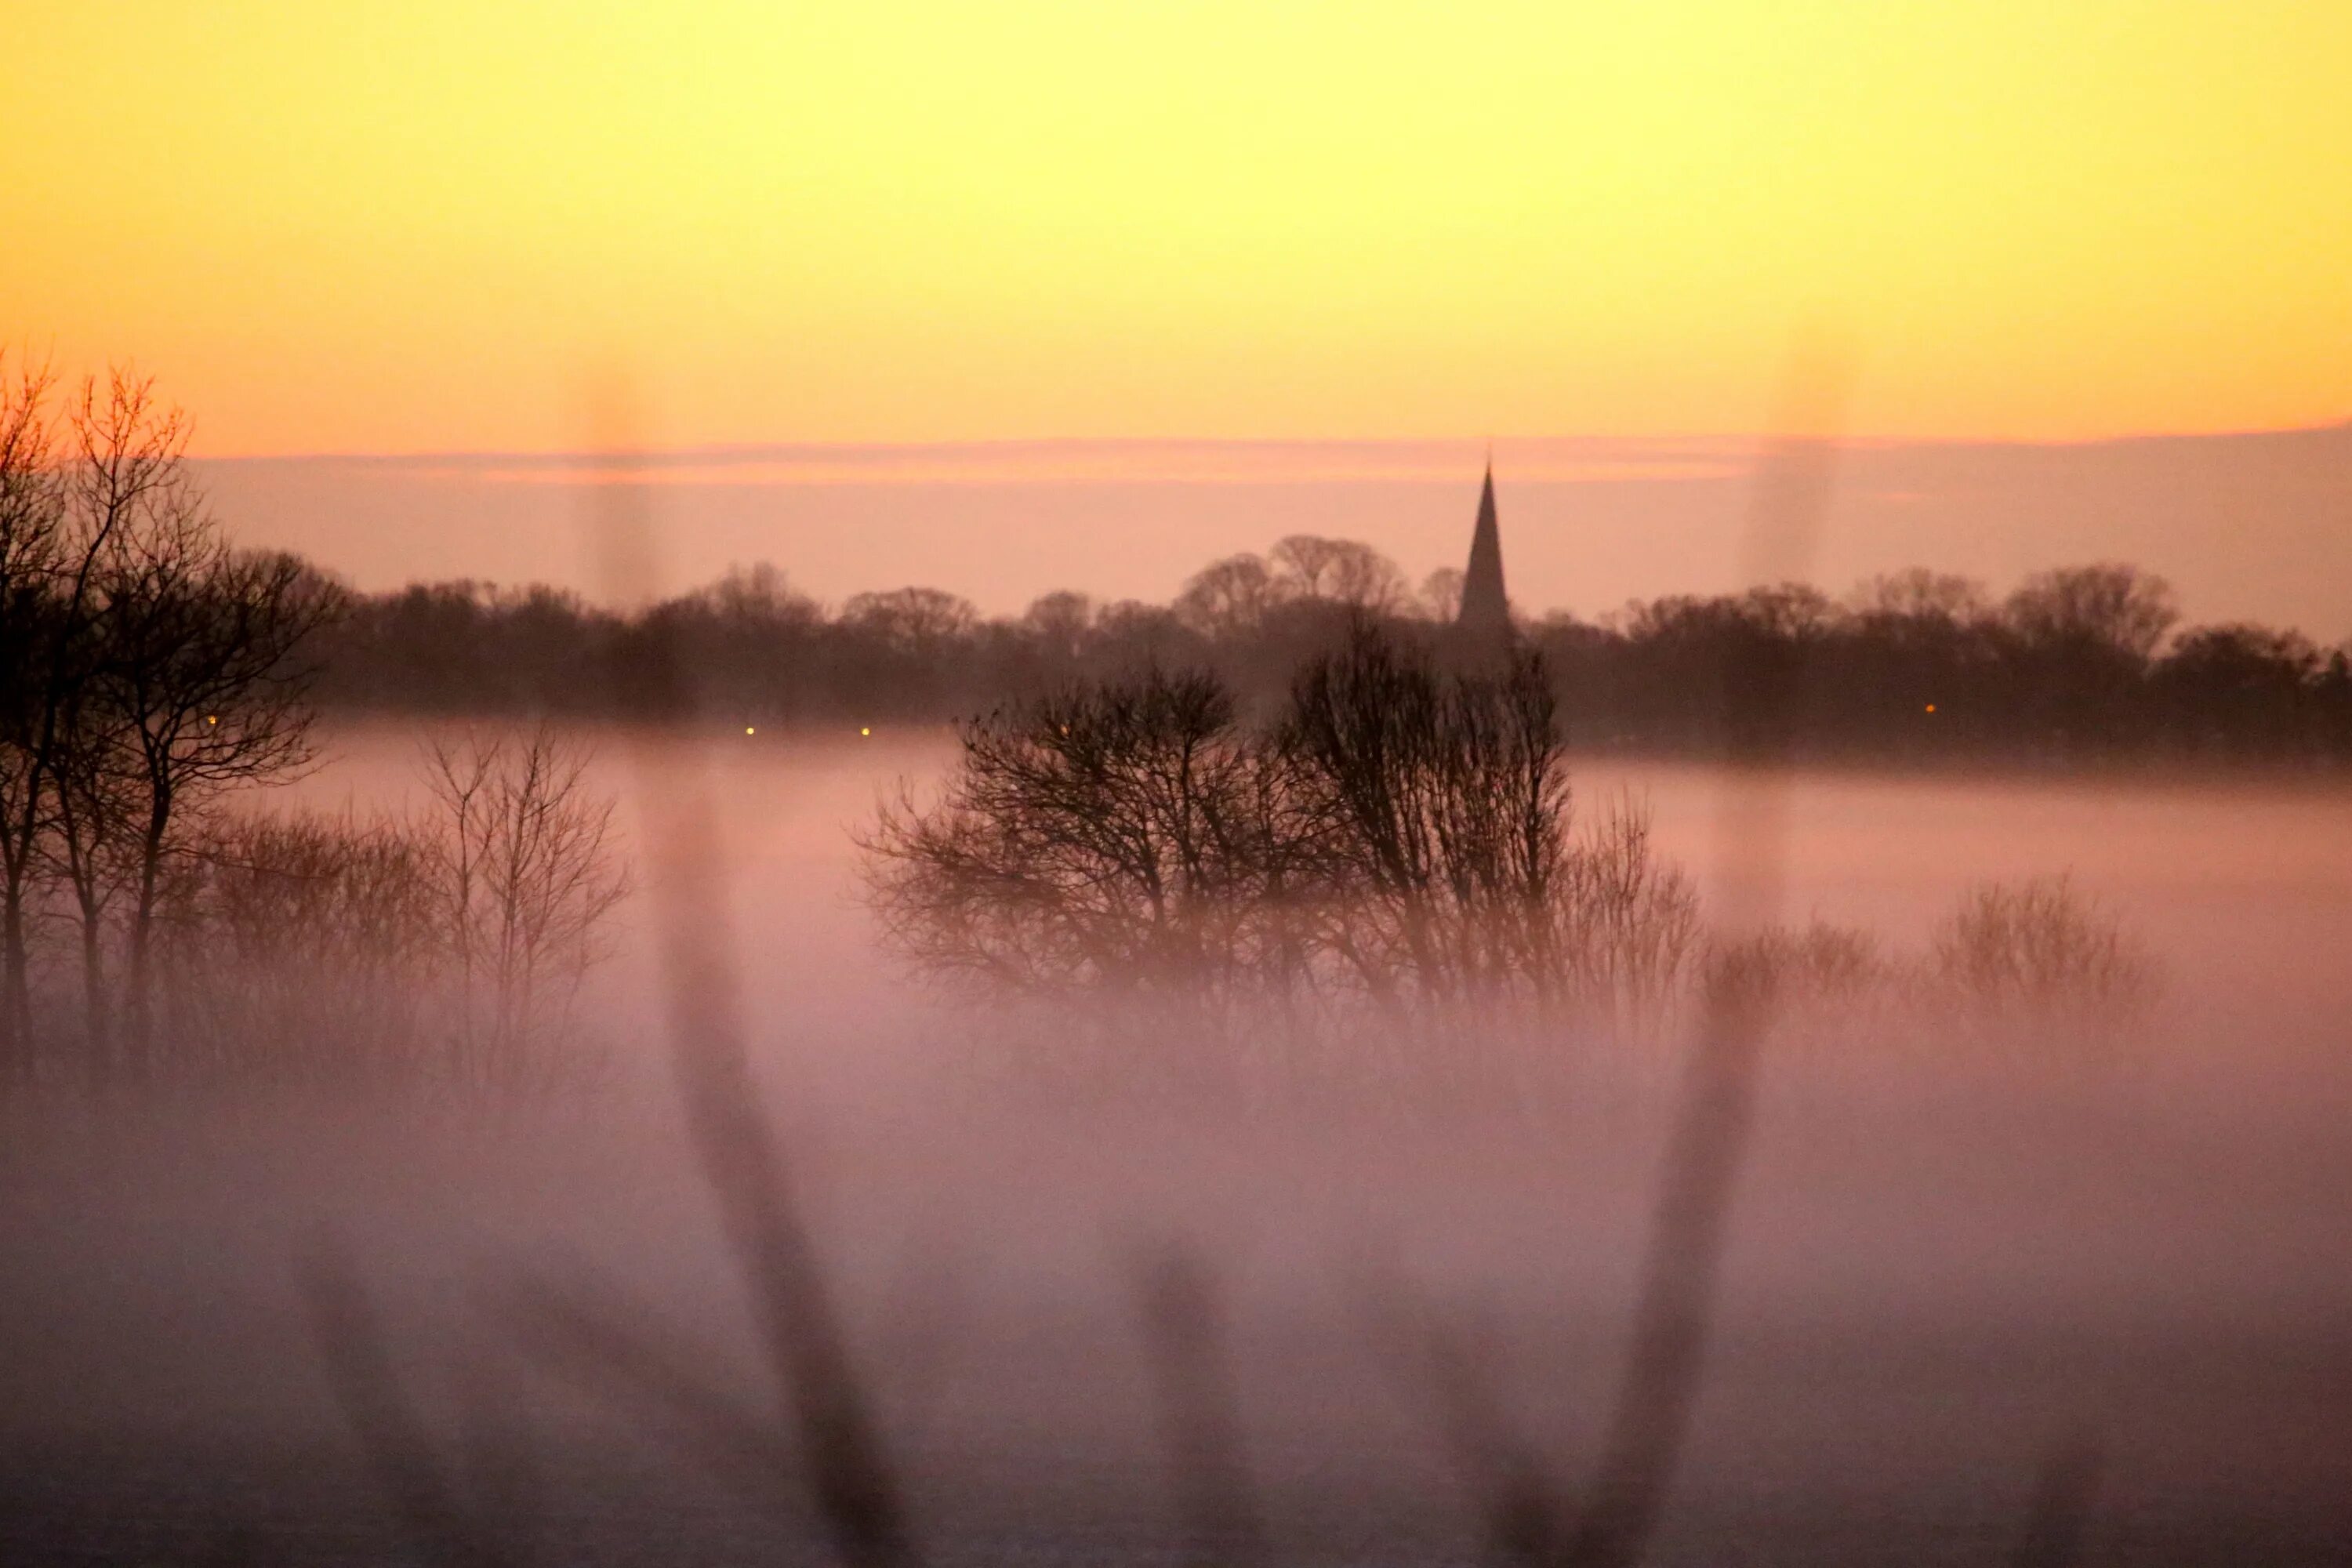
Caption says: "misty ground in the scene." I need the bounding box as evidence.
[4,730,2349,1565]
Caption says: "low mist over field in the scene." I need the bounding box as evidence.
[6,719,2352,1563]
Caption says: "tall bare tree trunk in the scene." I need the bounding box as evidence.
[78,906,107,1093]
[123,798,169,1083]
[0,872,31,1081]
[0,766,50,1080]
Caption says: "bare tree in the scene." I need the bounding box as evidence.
[1554,798,1702,1032]
[1282,620,1668,1014]
[0,365,195,1076]
[41,678,146,1080]
[1173,553,1287,638]
[0,365,353,1084]
[862,623,1697,1035]
[1851,566,1992,626]
[0,350,64,1077]
[421,728,630,1095]
[1019,590,1097,659]
[859,669,1299,1014]
[1418,566,1467,622]
[2003,563,2178,661]
[1928,873,2158,1036]
[1269,534,1409,612]
[838,586,979,654]
[85,509,340,1071]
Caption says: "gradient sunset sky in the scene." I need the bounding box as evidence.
[11,2,2350,457]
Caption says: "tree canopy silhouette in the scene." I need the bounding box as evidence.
[301,546,2352,769]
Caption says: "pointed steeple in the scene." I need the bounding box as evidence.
[1456,456,1510,640]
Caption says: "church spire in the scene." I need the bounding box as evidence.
[1456,456,1510,640]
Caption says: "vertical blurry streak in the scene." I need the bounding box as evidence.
[1365,1285,1571,1568]
[2009,1441,2103,1568]
[581,373,918,1568]
[454,1341,547,1566]
[1134,1248,1268,1568]
[295,1240,511,1568]
[1707,339,1852,937]
[1552,986,1764,1568]
[505,1272,804,1505]
[1555,339,1852,1568]
[1421,1339,1572,1568]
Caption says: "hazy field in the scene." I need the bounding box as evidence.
[5,729,2349,1564]
[280,725,2352,1067]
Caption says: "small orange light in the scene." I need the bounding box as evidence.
[1924,703,1936,713]
[744,725,756,735]
[205,714,218,725]
[860,726,871,737]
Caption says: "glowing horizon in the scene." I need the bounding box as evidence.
[9,2,2350,457]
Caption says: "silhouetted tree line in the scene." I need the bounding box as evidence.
[1536,564,2351,768]
[312,539,2352,768]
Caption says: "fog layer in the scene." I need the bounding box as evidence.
[4,732,2348,1564]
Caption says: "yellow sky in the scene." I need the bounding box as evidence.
[8,2,2349,455]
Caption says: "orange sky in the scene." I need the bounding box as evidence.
[8,2,2350,456]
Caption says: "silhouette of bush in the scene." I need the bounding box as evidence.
[1927,874,2159,1030]
[1694,889,2159,1052]
[1552,797,1702,1031]
[155,810,440,1084]
[126,730,630,1093]
[1703,919,1886,1016]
